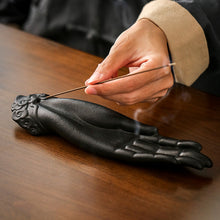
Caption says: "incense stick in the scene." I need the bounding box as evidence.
[45,63,175,99]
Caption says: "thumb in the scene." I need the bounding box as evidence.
[85,44,131,85]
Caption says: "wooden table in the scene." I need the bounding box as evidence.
[0,24,220,220]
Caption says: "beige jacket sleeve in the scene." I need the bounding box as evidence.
[138,0,209,86]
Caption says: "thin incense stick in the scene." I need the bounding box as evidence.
[45,63,175,99]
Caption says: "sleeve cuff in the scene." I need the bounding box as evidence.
[138,0,209,86]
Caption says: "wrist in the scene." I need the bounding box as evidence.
[138,0,209,86]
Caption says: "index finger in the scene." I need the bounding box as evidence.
[85,62,171,96]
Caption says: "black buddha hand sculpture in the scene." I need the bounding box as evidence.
[11,94,212,170]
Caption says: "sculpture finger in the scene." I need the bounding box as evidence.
[139,135,202,152]
[134,139,183,157]
[132,140,184,165]
[178,151,213,169]
[177,140,202,151]
[158,137,202,151]
[115,144,177,164]
[138,123,158,136]
[133,153,177,164]
[139,135,179,147]
[131,138,212,169]
[125,141,179,164]
[133,139,158,154]
[121,119,158,136]
[175,157,204,169]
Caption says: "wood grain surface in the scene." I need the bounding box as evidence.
[0,24,220,220]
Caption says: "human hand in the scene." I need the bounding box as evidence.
[85,19,174,105]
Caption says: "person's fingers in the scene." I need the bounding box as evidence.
[97,72,173,105]
[86,19,169,87]
[85,33,134,85]
[84,18,172,105]
[85,60,171,96]
[103,87,169,105]
[142,89,170,103]
[85,55,125,86]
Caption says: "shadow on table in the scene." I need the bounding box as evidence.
[14,127,213,193]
